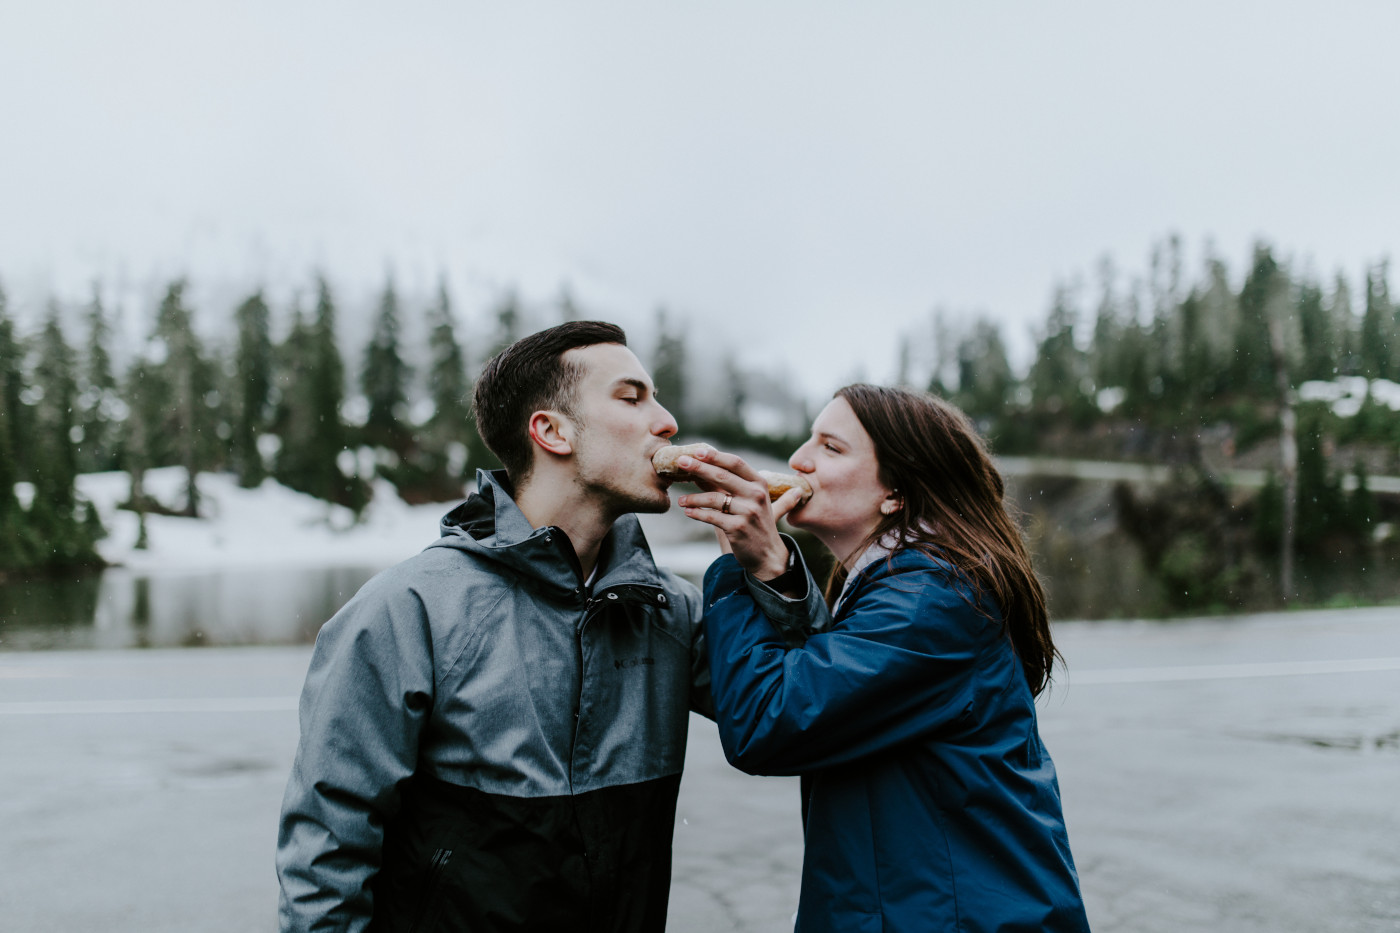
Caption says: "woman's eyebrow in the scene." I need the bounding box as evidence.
[815,430,847,446]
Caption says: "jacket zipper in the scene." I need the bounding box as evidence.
[406,847,452,933]
[570,595,602,790]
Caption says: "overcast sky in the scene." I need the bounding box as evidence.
[3,1,1398,402]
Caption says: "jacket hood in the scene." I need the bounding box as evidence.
[430,469,665,600]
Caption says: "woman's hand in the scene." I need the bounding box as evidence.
[676,447,806,580]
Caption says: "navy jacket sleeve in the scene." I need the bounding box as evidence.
[738,535,831,646]
[703,548,999,776]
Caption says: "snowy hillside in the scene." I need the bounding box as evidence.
[71,467,722,579]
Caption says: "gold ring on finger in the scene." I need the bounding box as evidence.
[721,494,733,514]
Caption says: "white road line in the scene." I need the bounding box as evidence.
[0,696,298,715]
[4,657,1399,712]
[1064,657,1400,685]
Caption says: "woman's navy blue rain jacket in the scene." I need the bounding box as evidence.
[703,546,1091,933]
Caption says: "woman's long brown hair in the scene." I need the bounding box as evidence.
[826,384,1059,696]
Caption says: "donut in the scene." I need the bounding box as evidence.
[652,444,813,502]
[758,470,813,503]
[652,443,715,477]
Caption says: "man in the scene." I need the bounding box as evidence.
[277,321,710,932]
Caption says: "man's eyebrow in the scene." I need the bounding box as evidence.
[614,377,651,394]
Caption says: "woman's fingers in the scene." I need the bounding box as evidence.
[686,445,764,482]
[672,445,793,577]
[680,484,807,522]
[680,501,786,575]
[676,447,763,489]
[677,490,734,513]
[770,486,807,522]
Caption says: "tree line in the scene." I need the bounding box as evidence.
[900,236,1398,609]
[3,236,1397,590]
[912,238,1395,439]
[0,272,762,577]
[1,274,500,575]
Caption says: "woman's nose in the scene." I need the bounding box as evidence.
[789,444,813,473]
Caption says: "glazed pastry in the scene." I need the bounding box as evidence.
[652,444,812,502]
[758,470,813,503]
[651,443,715,477]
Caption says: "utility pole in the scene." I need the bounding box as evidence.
[1267,315,1297,601]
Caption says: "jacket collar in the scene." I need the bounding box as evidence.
[833,521,937,617]
[432,469,665,600]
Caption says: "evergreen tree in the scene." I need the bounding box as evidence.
[1359,259,1395,379]
[1148,236,1185,322]
[487,290,522,359]
[1089,256,1125,392]
[272,303,317,491]
[651,308,688,425]
[1295,276,1333,382]
[1147,236,1186,401]
[152,280,208,516]
[0,283,27,570]
[895,335,914,389]
[1174,290,1210,413]
[927,308,956,397]
[423,278,483,481]
[277,277,357,507]
[954,318,1014,420]
[1328,272,1359,376]
[1293,417,1345,550]
[232,290,273,487]
[1254,469,1283,550]
[1348,459,1377,536]
[123,356,160,519]
[311,276,350,503]
[28,305,99,567]
[426,280,470,434]
[1027,283,1092,420]
[719,356,747,425]
[1195,252,1239,394]
[31,305,80,507]
[1233,244,1290,396]
[77,284,121,473]
[361,274,413,450]
[1115,291,1153,416]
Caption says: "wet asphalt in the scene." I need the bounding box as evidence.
[1,606,1398,932]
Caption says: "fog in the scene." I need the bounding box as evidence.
[3,1,1399,402]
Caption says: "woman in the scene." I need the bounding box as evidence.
[676,384,1090,933]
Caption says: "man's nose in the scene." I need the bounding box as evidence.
[654,405,679,438]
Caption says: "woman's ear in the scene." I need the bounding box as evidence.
[527,410,574,457]
[880,493,902,515]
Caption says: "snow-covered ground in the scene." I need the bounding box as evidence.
[1298,376,1400,417]
[73,467,722,579]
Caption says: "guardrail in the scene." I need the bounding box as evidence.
[993,456,1400,495]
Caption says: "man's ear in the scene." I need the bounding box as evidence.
[528,410,574,457]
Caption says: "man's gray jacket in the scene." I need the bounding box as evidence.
[276,470,709,932]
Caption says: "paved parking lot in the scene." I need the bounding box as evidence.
[2,606,1398,931]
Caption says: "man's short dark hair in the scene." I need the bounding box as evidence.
[472,320,628,483]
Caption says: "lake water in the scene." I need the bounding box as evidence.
[0,546,717,652]
[0,565,388,651]
[2,524,1395,651]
